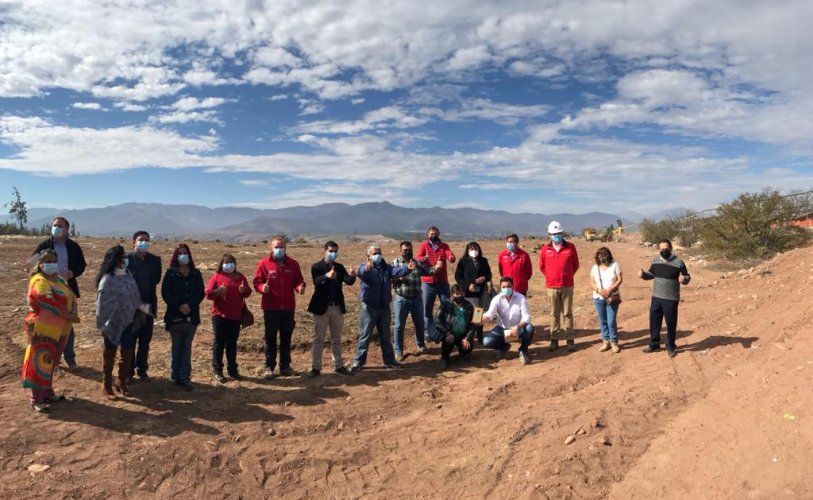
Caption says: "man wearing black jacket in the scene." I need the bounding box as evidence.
[430,285,476,370]
[306,241,357,377]
[31,216,86,367]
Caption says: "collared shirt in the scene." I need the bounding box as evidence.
[53,240,69,275]
[483,292,532,329]
[391,256,433,298]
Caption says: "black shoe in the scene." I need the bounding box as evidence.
[182,382,193,391]
[499,344,511,359]
[667,349,677,358]
[228,371,243,381]
[519,351,531,365]
[138,373,151,383]
[548,340,559,352]
[384,361,404,369]
[214,372,226,384]
[349,364,363,374]
[334,366,354,376]
[440,358,450,370]
[308,368,321,378]
[64,359,77,369]
[642,345,662,353]
[279,367,295,377]
[566,339,576,352]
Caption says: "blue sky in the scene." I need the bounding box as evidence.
[1,0,812,216]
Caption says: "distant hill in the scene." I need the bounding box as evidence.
[7,202,631,240]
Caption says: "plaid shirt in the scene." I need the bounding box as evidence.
[391,257,434,298]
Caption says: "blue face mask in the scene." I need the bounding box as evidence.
[41,262,59,275]
[177,253,190,265]
[371,254,382,265]
[327,251,338,262]
[51,226,64,238]
[136,240,150,252]
[551,234,563,244]
[222,262,235,273]
[272,247,286,259]
[500,287,513,297]
[121,258,129,269]
[506,242,517,252]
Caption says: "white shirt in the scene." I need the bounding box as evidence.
[591,262,621,299]
[483,292,532,329]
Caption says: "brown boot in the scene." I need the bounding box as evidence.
[115,347,134,396]
[102,347,117,400]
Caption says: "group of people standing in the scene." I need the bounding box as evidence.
[20,217,691,414]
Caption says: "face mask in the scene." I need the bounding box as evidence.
[506,242,517,252]
[429,235,439,244]
[659,249,672,259]
[453,295,465,304]
[327,251,338,262]
[468,250,479,259]
[401,251,413,260]
[500,287,513,297]
[551,234,563,244]
[121,258,129,269]
[136,240,150,252]
[371,254,382,265]
[51,226,64,238]
[177,253,190,265]
[41,262,59,275]
[272,247,285,259]
[222,262,235,273]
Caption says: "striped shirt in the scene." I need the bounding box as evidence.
[391,257,434,298]
[640,254,691,301]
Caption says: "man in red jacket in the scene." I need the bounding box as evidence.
[253,236,305,378]
[497,233,533,296]
[538,221,580,352]
[416,226,456,335]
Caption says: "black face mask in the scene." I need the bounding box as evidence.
[429,235,439,244]
[659,249,672,259]
[453,295,465,304]
[402,251,413,260]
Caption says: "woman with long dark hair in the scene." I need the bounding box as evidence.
[454,241,492,343]
[161,243,205,390]
[205,253,251,383]
[590,246,623,353]
[95,245,143,398]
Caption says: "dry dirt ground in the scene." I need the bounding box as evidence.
[0,236,810,499]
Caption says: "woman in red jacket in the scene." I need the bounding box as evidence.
[206,253,252,383]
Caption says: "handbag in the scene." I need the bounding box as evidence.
[483,281,498,308]
[241,302,254,328]
[598,267,622,305]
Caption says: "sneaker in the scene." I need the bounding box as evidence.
[499,344,511,359]
[599,341,611,352]
[263,368,275,380]
[642,345,661,353]
[334,366,354,376]
[667,349,677,358]
[440,358,450,370]
[416,346,428,355]
[279,367,296,377]
[384,361,404,369]
[566,339,576,352]
[548,339,559,352]
[395,353,405,362]
[31,402,50,413]
[611,342,621,353]
[519,350,531,365]
[214,372,226,384]
[349,363,363,374]
[308,368,321,378]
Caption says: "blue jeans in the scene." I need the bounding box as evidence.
[393,294,425,354]
[422,282,450,328]
[483,324,535,353]
[353,302,396,366]
[593,298,619,342]
[169,322,197,384]
[59,327,76,363]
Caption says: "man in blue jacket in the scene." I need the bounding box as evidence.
[350,244,413,372]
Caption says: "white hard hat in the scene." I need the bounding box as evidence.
[547,220,564,234]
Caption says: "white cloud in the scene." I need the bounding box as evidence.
[113,102,148,112]
[152,110,222,125]
[71,102,102,110]
[171,96,230,111]
[239,179,268,187]
[443,98,549,125]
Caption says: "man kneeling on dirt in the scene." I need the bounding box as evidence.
[479,276,535,365]
[427,284,475,370]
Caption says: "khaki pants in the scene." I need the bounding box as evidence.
[547,287,574,341]
[312,306,345,371]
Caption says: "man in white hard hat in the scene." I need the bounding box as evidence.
[538,221,580,352]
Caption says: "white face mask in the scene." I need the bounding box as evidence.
[468,250,479,258]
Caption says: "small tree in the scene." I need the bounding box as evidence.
[701,188,811,259]
[6,187,28,231]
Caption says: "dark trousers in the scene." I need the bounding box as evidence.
[61,327,76,363]
[441,336,474,360]
[130,316,154,377]
[263,309,295,371]
[212,315,241,375]
[649,297,679,350]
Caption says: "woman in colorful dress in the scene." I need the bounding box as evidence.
[96,245,144,398]
[22,249,79,413]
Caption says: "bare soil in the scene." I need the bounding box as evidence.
[0,236,810,499]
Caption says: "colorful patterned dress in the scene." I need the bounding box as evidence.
[22,273,76,394]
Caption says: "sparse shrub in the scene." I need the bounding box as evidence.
[701,188,811,259]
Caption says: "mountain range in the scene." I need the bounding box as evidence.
[4,202,633,241]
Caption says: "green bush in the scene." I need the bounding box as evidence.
[701,188,811,259]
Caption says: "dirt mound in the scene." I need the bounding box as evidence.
[0,236,809,498]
